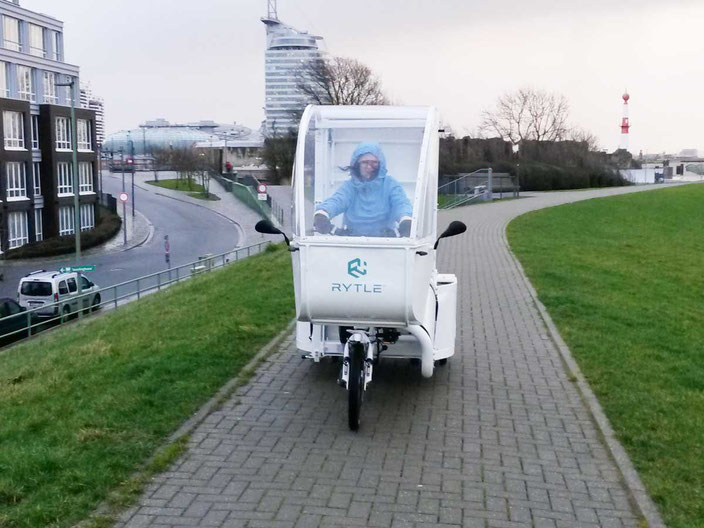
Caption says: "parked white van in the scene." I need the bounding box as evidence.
[18,270,101,319]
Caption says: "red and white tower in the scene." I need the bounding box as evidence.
[620,91,630,151]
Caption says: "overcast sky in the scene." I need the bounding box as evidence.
[25,0,704,154]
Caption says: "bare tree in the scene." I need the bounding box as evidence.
[480,89,570,145]
[262,130,297,185]
[169,146,202,190]
[296,56,388,106]
[568,127,600,152]
[196,150,220,198]
[263,57,387,183]
[150,147,172,183]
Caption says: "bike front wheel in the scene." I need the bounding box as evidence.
[348,341,365,431]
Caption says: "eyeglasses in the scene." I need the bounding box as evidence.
[359,160,379,166]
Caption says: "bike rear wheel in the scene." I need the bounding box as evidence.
[348,342,365,431]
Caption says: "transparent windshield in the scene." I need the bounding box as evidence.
[299,117,424,238]
[21,281,52,296]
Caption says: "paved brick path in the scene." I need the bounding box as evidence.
[116,185,673,528]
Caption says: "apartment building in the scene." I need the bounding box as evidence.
[0,0,98,253]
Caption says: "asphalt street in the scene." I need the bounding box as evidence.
[0,171,241,300]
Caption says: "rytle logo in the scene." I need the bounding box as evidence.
[347,258,367,278]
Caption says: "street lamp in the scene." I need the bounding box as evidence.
[97,143,102,196]
[55,76,83,314]
[119,146,127,245]
[127,132,135,217]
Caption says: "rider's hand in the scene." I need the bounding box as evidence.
[314,213,332,234]
[398,219,411,237]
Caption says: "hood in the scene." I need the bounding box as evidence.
[350,142,388,184]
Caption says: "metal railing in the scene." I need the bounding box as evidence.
[438,168,493,209]
[268,195,288,229]
[215,173,289,229]
[0,240,272,348]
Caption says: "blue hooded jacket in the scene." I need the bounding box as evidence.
[316,142,413,236]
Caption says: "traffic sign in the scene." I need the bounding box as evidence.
[59,265,95,273]
[258,193,267,201]
[257,183,267,194]
[119,192,129,202]
[126,158,134,165]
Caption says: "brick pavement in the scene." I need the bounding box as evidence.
[115,185,676,527]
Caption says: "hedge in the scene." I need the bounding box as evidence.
[6,206,122,260]
[517,162,630,191]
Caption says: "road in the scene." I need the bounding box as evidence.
[0,171,242,301]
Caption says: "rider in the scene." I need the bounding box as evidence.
[313,142,413,237]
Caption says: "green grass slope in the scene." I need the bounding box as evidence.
[0,246,294,528]
[508,184,704,528]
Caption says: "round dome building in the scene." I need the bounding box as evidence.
[103,127,221,155]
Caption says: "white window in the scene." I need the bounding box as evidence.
[31,115,39,149]
[3,16,20,52]
[55,117,71,150]
[63,85,72,104]
[32,162,41,195]
[58,206,74,236]
[29,24,44,57]
[79,162,93,193]
[52,31,61,61]
[3,111,24,149]
[43,71,57,103]
[6,162,27,199]
[77,119,91,151]
[34,208,43,241]
[80,203,94,231]
[17,66,35,102]
[57,162,73,195]
[8,211,28,249]
[0,61,7,97]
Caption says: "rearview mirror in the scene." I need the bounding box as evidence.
[434,220,467,250]
[255,219,290,246]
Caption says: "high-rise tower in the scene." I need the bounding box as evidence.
[620,92,630,151]
[81,84,105,146]
[262,1,323,133]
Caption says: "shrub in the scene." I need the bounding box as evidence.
[517,162,630,191]
[7,206,122,260]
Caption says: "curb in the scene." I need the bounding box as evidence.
[502,227,666,528]
[90,318,297,527]
[167,318,296,442]
[123,209,154,251]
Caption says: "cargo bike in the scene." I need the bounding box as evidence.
[257,105,466,430]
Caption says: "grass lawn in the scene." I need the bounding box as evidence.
[507,184,704,528]
[0,246,294,528]
[147,178,204,193]
[147,179,219,201]
[187,191,220,201]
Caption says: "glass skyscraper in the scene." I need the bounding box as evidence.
[262,13,323,134]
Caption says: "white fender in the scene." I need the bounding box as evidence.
[408,325,434,378]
